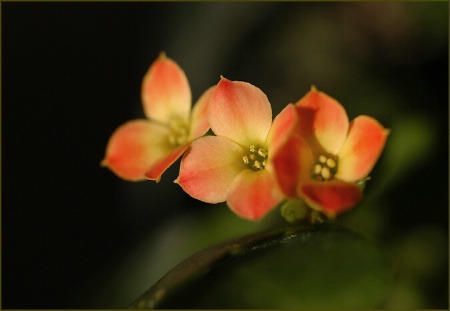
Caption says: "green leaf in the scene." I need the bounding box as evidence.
[129,224,391,309]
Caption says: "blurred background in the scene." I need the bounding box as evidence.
[2,2,448,309]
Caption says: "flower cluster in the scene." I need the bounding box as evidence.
[103,54,389,222]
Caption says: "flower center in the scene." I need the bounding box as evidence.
[311,154,338,181]
[167,118,190,147]
[242,145,268,171]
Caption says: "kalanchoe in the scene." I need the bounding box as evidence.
[102,53,215,182]
[273,86,389,218]
[176,77,298,221]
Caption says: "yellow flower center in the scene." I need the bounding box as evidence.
[311,154,338,181]
[167,118,190,147]
[242,145,268,171]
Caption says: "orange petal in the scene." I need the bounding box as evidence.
[208,77,272,146]
[336,116,389,182]
[295,87,349,154]
[141,53,191,124]
[189,85,215,140]
[266,104,298,154]
[102,120,171,181]
[270,134,313,198]
[299,181,363,218]
[145,144,189,182]
[227,169,283,221]
[176,136,245,203]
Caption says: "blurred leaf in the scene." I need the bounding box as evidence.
[384,225,448,309]
[384,114,436,177]
[363,113,437,201]
[130,224,391,309]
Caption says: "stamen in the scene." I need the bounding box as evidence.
[243,156,249,164]
[258,148,268,157]
[311,154,338,182]
[326,158,336,168]
[242,144,268,171]
[319,155,327,163]
[321,167,331,180]
[314,164,322,174]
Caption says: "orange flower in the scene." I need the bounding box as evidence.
[176,78,298,221]
[102,53,214,182]
[272,87,389,218]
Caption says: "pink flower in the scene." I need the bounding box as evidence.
[176,78,298,221]
[272,87,389,218]
[102,53,215,182]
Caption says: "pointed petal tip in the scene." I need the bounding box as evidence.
[218,76,232,86]
[100,158,107,167]
[144,145,189,183]
[146,174,161,183]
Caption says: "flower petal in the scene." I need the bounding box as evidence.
[102,120,171,181]
[271,134,313,198]
[266,103,298,155]
[208,77,272,146]
[145,144,189,182]
[188,85,215,140]
[299,181,363,218]
[141,53,191,124]
[336,116,389,182]
[227,169,283,221]
[176,136,245,203]
[295,87,349,154]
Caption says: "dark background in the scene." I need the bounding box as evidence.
[2,2,448,309]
